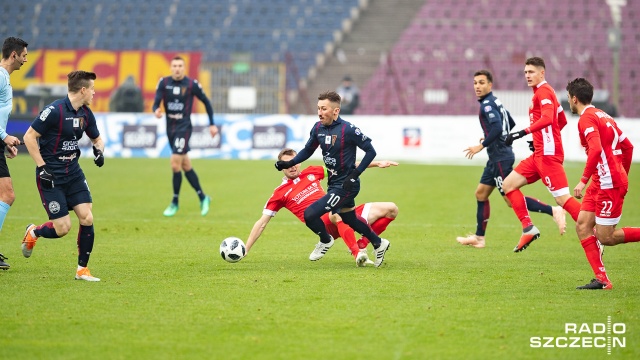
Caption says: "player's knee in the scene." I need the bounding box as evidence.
[387,203,399,218]
[56,221,72,236]
[1,190,16,206]
[597,230,616,246]
[303,206,320,223]
[575,221,592,239]
[78,213,94,227]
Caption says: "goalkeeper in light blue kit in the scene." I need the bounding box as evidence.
[0,36,29,270]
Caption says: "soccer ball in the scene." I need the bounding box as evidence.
[220,237,246,263]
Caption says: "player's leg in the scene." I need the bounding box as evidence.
[163,153,184,216]
[503,158,541,252]
[457,183,492,248]
[66,176,100,281]
[72,202,99,281]
[182,153,210,216]
[304,195,335,260]
[22,184,69,258]
[541,160,581,223]
[324,213,359,258]
[576,206,610,290]
[356,202,398,249]
[0,155,14,269]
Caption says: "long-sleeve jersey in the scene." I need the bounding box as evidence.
[578,105,631,189]
[478,91,515,162]
[0,67,13,141]
[31,96,100,178]
[152,76,215,134]
[525,81,567,158]
[291,117,376,187]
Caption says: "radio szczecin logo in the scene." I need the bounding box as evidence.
[530,316,625,355]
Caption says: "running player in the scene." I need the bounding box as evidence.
[21,70,105,281]
[567,78,639,290]
[502,57,582,252]
[153,56,218,217]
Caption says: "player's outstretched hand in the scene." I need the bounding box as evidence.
[275,160,295,171]
[376,160,399,168]
[93,146,104,167]
[342,169,361,191]
[37,165,55,189]
[505,130,527,146]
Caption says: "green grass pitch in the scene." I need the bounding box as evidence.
[1,156,639,359]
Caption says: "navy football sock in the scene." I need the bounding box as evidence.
[185,169,206,201]
[77,225,95,267]
[476,200,490,236]
[340,210,382,247]
[525,197,552,215]
[172,171,182,204]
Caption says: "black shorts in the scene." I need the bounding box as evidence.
[37,172,92,220]
[479,158,514,196]
[324,183,359,214]
[0,150,9,178]
[168,130,191,155]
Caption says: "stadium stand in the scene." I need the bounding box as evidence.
[358,0,639,117]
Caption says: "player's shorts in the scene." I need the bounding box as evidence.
[582,182,627,225]
[514,154,570,197]
[0,152,10,178]
[479,158,514,196]
[37,171,92,220]
[323,203,368,239]
[168,130,191,154]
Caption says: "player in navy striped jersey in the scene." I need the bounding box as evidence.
[22,70,105,281]
[153,56,218,217]
[275,91,391,267]
[457,70,566,248]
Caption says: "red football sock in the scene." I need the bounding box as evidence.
[562,197,581,222]
[505,190,533,228]
[580,235,609,280]
[336,221,359,257]
[622,227,640,243]
[357,217,395,249]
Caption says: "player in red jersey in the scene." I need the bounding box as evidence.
[567,78,639,290]
[502,57,582,252]
[245,148,398,266]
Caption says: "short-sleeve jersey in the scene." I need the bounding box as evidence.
[478,91,515,162]
[263,166,327,221]
[0,67,13,140]
[31,96,100,177]
[529,81,564,158]
[301,117,372,187]
[152,76,212,135]
[578,105,628,189]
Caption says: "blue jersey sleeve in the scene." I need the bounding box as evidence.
[480,103,504,148]
[152,77,165,112]
[350,126,375,173]
[83,106,100,139]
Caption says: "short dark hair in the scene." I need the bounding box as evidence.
[278,148,296,160]
[68,70,97,93]
[318,91,341,105]
[172,56,184,62]
[566,78,593,105]
[473,70,493,83]
[2,37,28,60]
[525,57,546,69]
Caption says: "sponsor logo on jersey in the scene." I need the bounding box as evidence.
[484,105,492,112]
[324,156,336,167]
[40,106,53,121]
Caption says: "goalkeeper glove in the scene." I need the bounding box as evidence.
[505,130,527,146]
[275,160,295,171]
[342,169,361,191]
[37,165,55,189]
[93,146,104,167]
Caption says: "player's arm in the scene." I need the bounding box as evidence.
[574,119,601,197]
[276,126,320,170]
[152,78,164,118]
[245,214,273,253]
[193,80,216,126]
[23,127,45,167]
[557,106,568,130]
[525,94,555,134]
[619,135,633,175]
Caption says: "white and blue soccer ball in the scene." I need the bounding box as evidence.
[220,237,246,263]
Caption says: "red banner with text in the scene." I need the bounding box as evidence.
[11,49,204,114]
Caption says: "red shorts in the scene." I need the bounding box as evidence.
[514,154,570,197]
[581,181,627,225]
[322,204,367,239]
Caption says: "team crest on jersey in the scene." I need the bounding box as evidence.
[484,105,492,112]
[48,201,61,214]
[307,174,316,181]
[325,135,337,147]
[355,128,361,135]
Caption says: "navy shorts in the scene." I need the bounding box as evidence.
[37,172,92,220]
[323,183,359,214]
[168,130,191,154]
[479,158,514,196]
